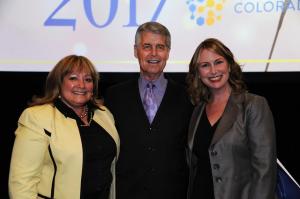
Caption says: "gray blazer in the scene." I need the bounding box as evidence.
[187,92,277,199]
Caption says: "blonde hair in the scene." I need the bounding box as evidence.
[29,55,101,106]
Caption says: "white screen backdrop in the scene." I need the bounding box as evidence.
[0,0,299,72]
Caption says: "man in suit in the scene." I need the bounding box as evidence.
[105,21,193,199]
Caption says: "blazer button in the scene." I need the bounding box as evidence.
[211,150,217,156]
[151,127,157,133]
[213,164,220,170]
[215,177,222,183]
[148,147,155,152]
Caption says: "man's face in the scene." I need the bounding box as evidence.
[134,31,170,80]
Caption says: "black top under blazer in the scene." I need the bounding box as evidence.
[105,76,193,199]
[187,92,277,199]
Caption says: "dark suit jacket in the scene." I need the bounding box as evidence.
[105,75,193,199]
[187,92,277,199]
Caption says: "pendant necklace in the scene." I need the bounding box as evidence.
[78,105,88,119]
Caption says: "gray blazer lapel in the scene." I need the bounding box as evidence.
[211,93,243,145]
[187,102,205,150]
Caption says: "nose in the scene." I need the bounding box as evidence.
[150,47,157,56]
[78,79,85,88]
[210,64,216,74]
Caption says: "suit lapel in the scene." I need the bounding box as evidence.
[93,110,117,138]
[134,79,154,125]
[187,102,205,150]
[150,78,171,125]
[210,93,243,145]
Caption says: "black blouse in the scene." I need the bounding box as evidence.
[54,99,116,199]
[191,109,220,199]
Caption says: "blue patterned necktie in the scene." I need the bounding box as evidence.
[143,83,158,124]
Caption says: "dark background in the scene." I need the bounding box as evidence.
[1,72,300,198]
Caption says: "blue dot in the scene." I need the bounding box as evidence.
[189,4,196,12]
[186,0,194,4]
[198,0,205,2]
[196,17,205,26]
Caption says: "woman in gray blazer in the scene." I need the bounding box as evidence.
[186,38,277,199]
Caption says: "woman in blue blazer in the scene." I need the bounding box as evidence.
[186,38,277,199]
[9,55,120,199]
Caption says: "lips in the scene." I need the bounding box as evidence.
[147,59,160,64]
[209,74,223,81]
[73,91,87,95]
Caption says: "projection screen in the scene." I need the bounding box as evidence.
[0,0,299,72]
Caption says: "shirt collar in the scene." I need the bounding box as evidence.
[139,73,167,90]
[54,98,98,120]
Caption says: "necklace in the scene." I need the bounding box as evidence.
[80,112,93,127]
[78,105,88,119]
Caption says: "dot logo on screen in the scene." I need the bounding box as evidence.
[186,0,226,26]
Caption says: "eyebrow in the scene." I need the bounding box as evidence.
[199,57,224,63]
